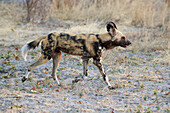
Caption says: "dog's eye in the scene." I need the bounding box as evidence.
[121,36,125,40]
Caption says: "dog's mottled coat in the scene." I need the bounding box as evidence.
[21,22,131,89]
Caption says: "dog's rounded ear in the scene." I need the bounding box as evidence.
[106,22,117,36]
[106,22,117,32]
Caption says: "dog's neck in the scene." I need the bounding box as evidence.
[99,33,112,43]
[98,33,118,50]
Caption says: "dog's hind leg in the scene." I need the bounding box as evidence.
[51,51,61,86]
[22,54,50,82]
[82,57,89,79]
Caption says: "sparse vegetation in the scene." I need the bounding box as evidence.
[0,0,169,112]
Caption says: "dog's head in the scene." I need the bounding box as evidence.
[106,22,131,49]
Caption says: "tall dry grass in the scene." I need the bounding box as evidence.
[1,0,169,28]
[0,1,24,27]
[50,0,169,27]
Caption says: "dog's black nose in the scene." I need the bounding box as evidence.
[127,40,131,45]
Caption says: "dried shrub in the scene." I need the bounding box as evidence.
[25,0,51,23]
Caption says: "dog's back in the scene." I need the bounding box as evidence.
[41,33,100,57]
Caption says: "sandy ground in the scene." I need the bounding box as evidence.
[0,23,169,112]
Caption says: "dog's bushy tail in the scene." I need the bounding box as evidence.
[21,35,47,61]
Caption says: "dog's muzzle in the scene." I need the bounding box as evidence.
[120,40,131,48]
[126,40,131,45]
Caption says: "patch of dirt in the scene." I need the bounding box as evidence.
[0,45,169,112]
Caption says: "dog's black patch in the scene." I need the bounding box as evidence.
[28,41,40,49]
[59,33,68,37]
[48,33,54,38]
[93,42,100,56]
[95,34,102,46]
[22,76,27,82]
[70,36,76,41]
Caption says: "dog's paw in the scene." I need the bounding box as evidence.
[72,78,82,84]
[108,86,115,90]
[82,76,88,80]
[58,83,61,86]
[22,76,27,82]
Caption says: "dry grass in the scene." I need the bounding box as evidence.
[0,2,24,27]
[50,0,169,27]
[0,0,169,27]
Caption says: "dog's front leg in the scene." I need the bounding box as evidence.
[93,57,115,90]
[82,57,89,79]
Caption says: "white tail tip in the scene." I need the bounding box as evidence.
[21,45,29,61]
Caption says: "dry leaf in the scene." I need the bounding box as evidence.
[111,109,114,113]
[48,85,52,88]
[78,101,81,104]
[56,89,60,92]
[165,91,170,95]
[32,87,36,90]
[151,102,157,105]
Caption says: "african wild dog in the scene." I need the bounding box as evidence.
[21,22,131,90]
